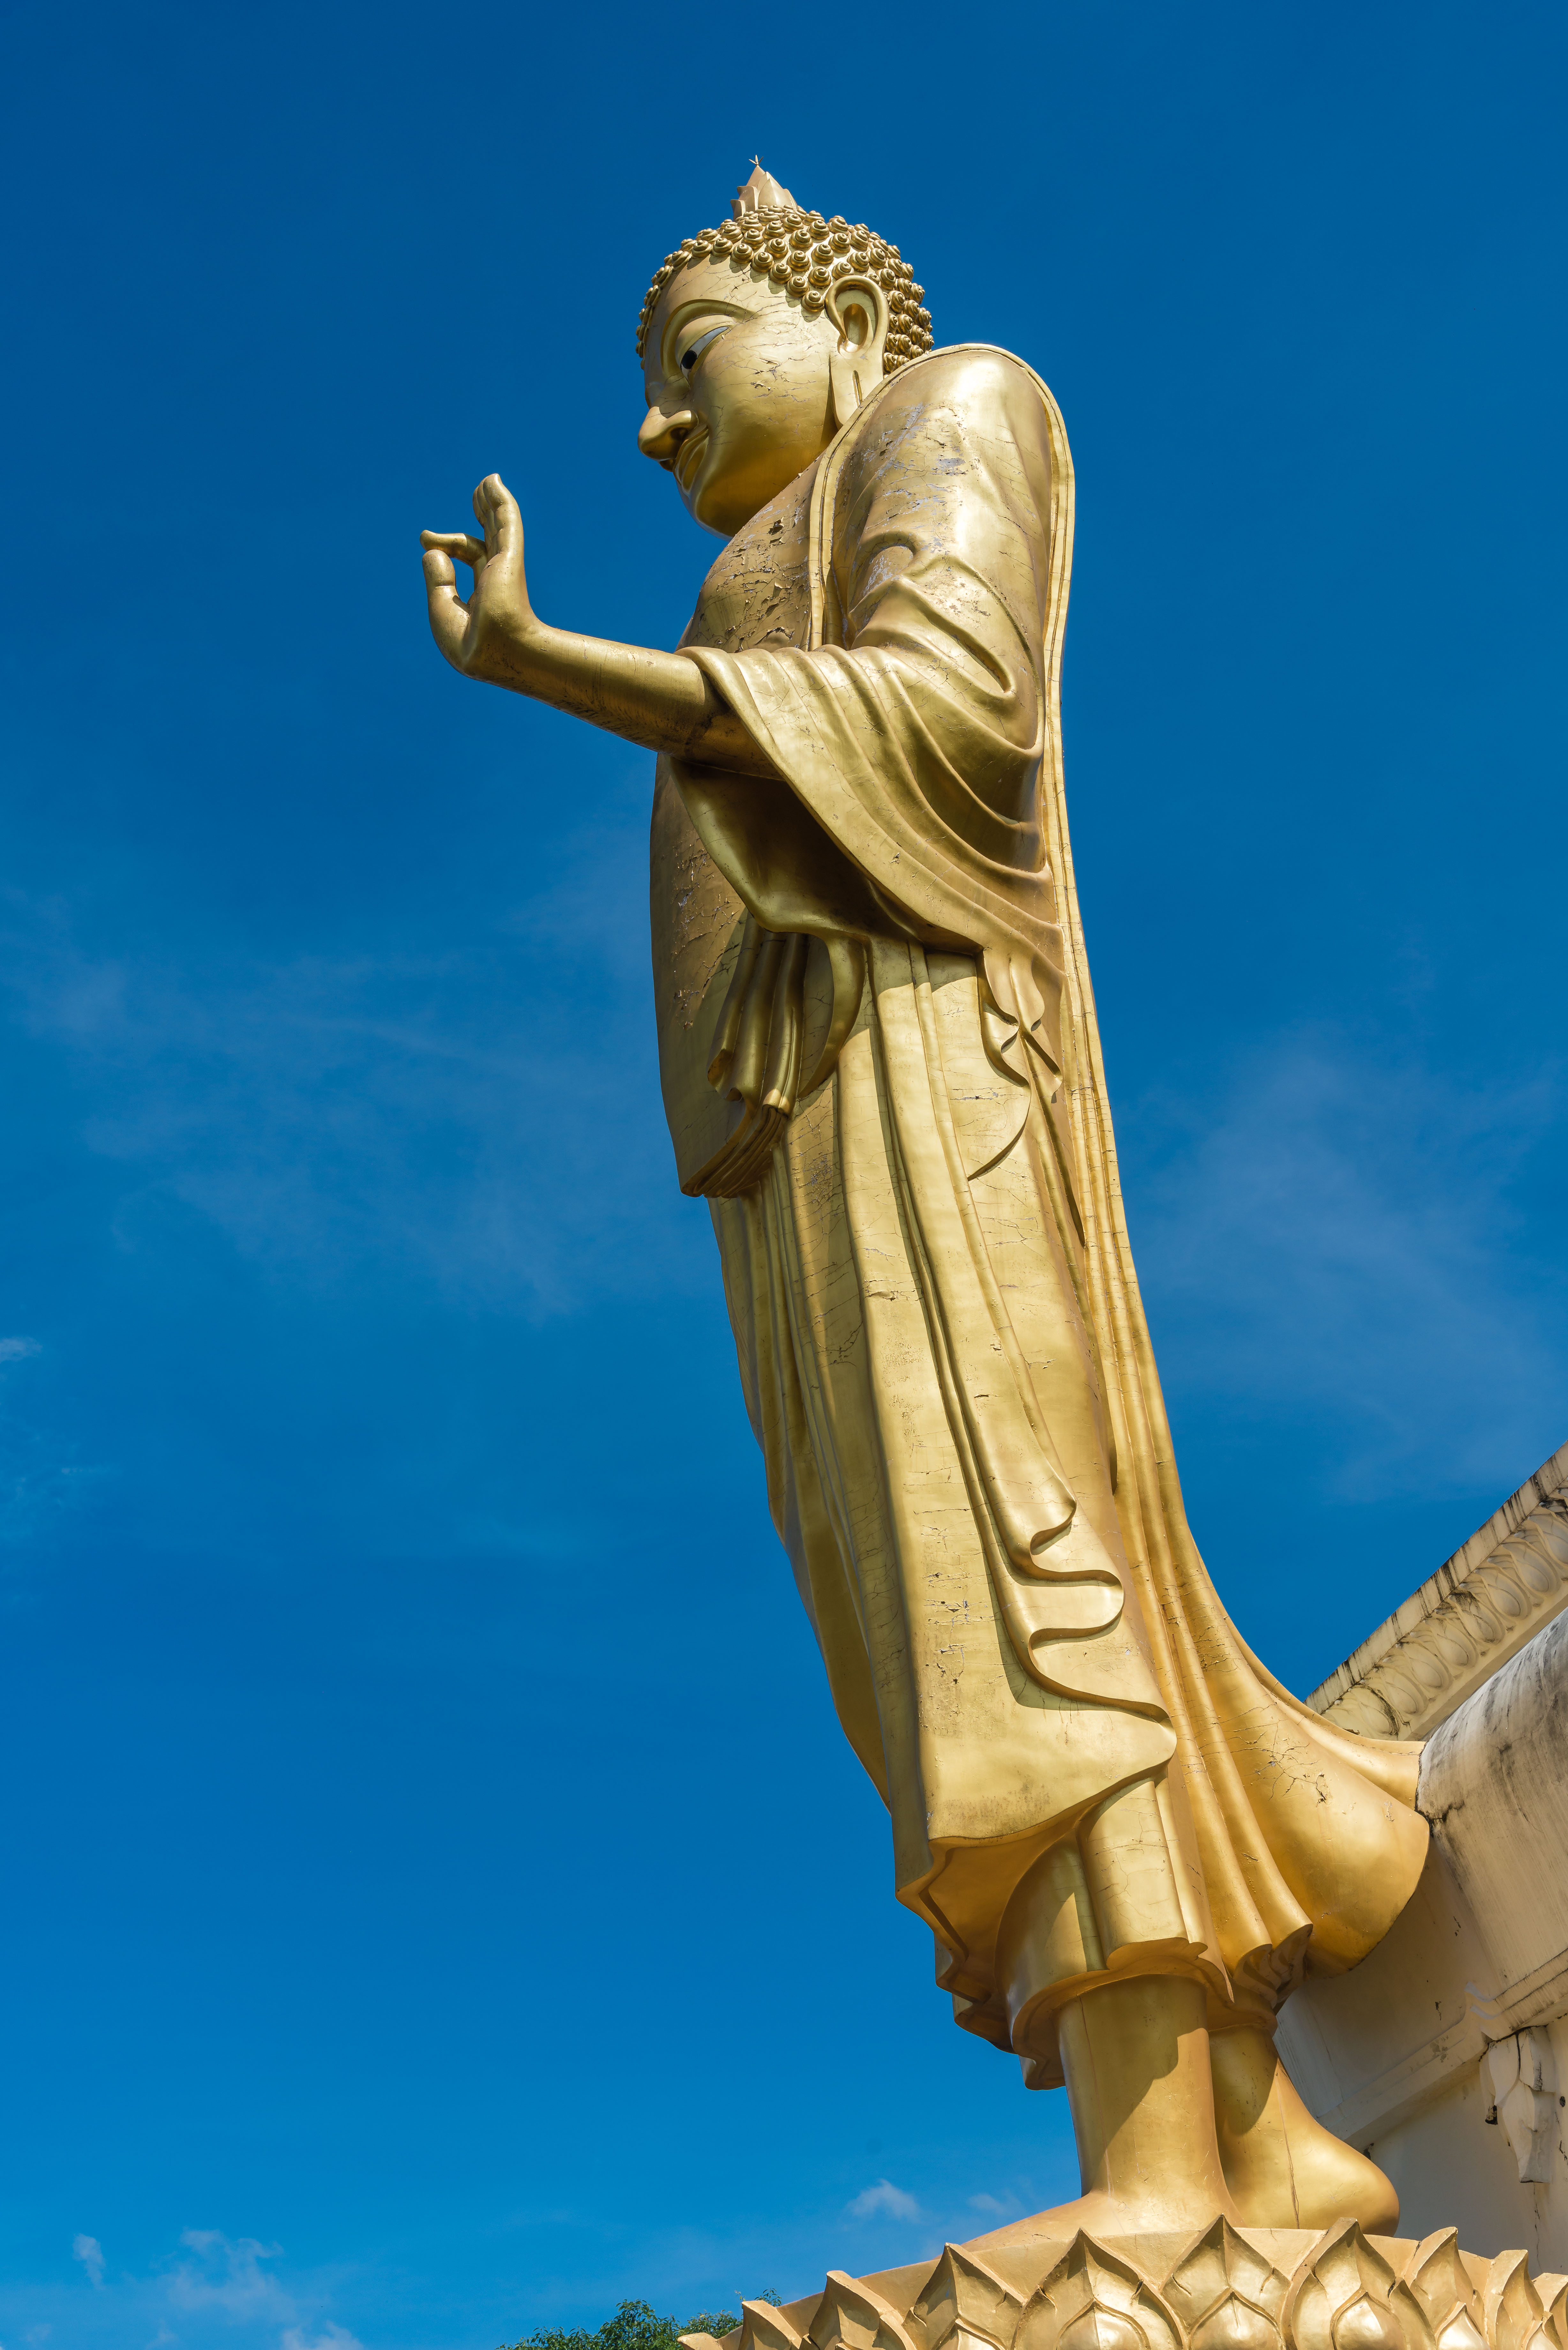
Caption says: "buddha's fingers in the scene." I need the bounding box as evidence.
[473,474,523,561]
[420,530,487,574]
[420,546,473,666]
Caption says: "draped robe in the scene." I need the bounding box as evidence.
[650,345,1427,2085]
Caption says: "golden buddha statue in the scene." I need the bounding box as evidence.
[419,163,1429,2245]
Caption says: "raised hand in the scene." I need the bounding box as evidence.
[415,471,776,773]
[419,474,536,683]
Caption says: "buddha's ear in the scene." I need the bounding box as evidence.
[824,278,889,426]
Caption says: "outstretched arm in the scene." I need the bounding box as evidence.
[420,475,776,777]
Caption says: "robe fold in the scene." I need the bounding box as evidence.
[649,344,1427,2084]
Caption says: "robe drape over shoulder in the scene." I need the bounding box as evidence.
[649,345,1427,2083]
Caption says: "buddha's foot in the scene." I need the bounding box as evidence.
[1211,2026,1398,2232]
[690,2214,1562,2350]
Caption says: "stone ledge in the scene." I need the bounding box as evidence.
[1306,1442,1568,1740]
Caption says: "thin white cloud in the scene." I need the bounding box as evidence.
[0,1340,40,1364]
[1127,1030,1568,1502]
[0,857,710,1320]
[846,2179,921,2222]
[0,1398,82,1552]
[168,2230,289,2317]
[0,1426,107,1549]
[0,2222,375,2350]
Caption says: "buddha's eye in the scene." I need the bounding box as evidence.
[679,325,728,376]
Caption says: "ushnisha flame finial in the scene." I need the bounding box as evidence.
[732,160,798,218]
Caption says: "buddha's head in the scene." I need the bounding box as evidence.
[637,164,932,538]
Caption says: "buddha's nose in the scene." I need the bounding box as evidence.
[638,395,693,466]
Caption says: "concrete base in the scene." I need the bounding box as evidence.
[1282,1604,1568,2266]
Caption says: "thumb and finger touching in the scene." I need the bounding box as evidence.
[418,519,493,664]
[419,529,487,572]
[421,477,523,666]
[421,547,474,664]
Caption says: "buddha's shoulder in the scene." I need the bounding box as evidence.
[841,347,1054,477]
[876,343,1047,420]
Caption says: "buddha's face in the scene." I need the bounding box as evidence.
[638,254,883,537]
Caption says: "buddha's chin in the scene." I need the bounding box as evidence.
[686,469,752,539]
[686,445,803,540]
[691,458,804,538]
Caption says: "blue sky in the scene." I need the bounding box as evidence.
[0,0,1563,2344]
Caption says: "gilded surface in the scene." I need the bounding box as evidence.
[678,2221,1562,2350]
[422,160,1453,2242]
[653,337,1426,2070]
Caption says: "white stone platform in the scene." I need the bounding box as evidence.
[1281,1445,1568,2263]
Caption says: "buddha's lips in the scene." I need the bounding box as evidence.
[674,425,708,490]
